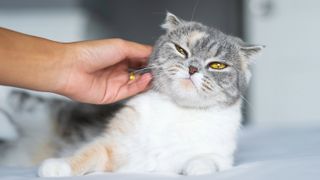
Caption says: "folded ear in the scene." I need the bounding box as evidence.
[161,12,183,31]
[240,44,265,59]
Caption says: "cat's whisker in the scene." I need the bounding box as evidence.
[202,83,214,92]
[221,66,254,109]
[239,94,253,110]
[190,0,200,21]
[213,79,253,110]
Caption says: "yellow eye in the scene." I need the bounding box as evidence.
[209,62,228,70]
[174,44,188,58]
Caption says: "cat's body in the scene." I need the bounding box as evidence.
[39,91,241,176]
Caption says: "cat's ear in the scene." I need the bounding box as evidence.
[161,12,183,31]
[240,44,265,59]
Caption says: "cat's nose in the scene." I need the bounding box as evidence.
[188,65,198,75]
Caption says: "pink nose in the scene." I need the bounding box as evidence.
[189,66,198,75]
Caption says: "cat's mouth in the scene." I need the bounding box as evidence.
[179,78,196,91]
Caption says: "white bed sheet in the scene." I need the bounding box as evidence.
[1,127,320,180]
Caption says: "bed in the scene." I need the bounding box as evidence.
[1,127,319,180]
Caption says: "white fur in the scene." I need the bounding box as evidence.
[116,91,241,174]
[38,158,72,177]
[181,156,218,175]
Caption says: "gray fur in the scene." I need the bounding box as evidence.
[149,12,263,108]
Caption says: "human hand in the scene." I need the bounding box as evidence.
[0,28,151,103]
[58,39,152,104]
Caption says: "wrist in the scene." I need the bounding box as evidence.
[0,28,79,95]
[50,42,78,96]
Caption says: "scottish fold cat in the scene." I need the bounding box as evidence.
[38,12,263,177]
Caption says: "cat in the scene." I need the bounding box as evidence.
[37,12,263,177]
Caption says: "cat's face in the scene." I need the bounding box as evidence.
[149,13,263,108]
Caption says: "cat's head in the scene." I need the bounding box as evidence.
[149,12,263,108]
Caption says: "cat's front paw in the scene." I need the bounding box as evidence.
[38,158,72,177]
[181,158,218,176]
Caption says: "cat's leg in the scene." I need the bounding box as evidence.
[38,141,115,177]
[181,153,232,176]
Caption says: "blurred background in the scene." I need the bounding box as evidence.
[0,0,320,128]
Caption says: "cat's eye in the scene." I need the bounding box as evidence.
[208,62,228,70]
[174,44,188,58]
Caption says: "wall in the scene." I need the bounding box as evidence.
[245,0,320,127]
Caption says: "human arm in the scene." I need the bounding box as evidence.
[0,28,152,104]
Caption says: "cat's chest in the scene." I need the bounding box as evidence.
[127,91,241,148]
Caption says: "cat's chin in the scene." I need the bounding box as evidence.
[171,93,216,109]
[174,100,215,109]
[165,80,213,108]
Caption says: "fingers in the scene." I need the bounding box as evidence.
[111,39,152,67]
[78,38,152,73]
[118,39,152,60]
[115,73,152,101]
